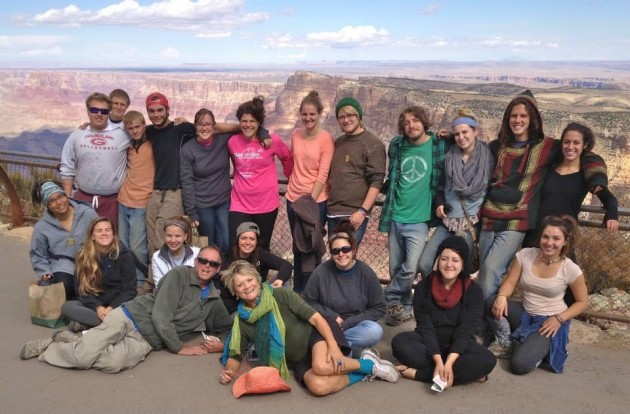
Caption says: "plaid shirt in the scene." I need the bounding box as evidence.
[378,132,450,232]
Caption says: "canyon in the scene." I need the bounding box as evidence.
[1,67,629,200]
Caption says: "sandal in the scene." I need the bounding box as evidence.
[395,365,417,380]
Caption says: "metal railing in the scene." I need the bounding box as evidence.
[2,150,629,322]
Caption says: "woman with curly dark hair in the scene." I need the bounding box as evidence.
[227,96,293,251]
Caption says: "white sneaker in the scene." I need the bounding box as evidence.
[360,348,400,383]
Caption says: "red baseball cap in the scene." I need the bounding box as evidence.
[146,92,169,108]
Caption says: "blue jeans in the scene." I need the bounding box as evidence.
[418,225,474,279]
[118,205,148,285]
[286,199,327,293]
[327,216,369,247]
[478,230,525,298]
[384,221,429,312]
[344,320,383,348]
[196,201,230,255]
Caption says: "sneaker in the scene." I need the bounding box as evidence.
[69,320,88,333]
[20,338,53,360]
[360,348,400,383]
[385,304,413,326]
[487,341,514,359]
[52,330,79,343]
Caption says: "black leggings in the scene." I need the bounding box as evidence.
[228,209,278,251]
[53,271,75,300]
[391,331,496,385]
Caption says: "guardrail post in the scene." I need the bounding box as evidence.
[0,164,25,228]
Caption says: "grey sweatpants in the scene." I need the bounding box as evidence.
[39,307,152,373]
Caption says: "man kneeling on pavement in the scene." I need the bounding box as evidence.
[20,246,232,373]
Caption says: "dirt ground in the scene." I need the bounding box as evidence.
[2,226,629,414]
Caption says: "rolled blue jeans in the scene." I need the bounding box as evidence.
[384,221,429,312]
[418,224,474,279]
[344,320,383,348]
[118,204,148,285]
[478,230,525,298]
[196,200,230,255]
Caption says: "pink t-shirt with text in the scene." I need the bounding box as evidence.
[228,133,293,214]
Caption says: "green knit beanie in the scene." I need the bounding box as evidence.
[335,97,363,120]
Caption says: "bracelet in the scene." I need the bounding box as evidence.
[554,314,565,324]
[358,207,369,217]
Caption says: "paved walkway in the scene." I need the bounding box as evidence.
[1,228,629,414]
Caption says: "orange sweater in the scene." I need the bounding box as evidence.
[118,141,155,208]
[286,129,334,203]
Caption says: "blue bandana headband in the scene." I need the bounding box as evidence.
[451,117,478,129]
[40,182,64,206]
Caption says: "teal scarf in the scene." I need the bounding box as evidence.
[221,283,289,378]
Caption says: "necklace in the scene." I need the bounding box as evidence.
[540,253,563,266]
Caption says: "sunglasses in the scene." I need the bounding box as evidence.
[197,257,221,268]
[89,107,110,115]
[330,245,353,256]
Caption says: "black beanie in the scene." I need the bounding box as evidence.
[434,236,471,279]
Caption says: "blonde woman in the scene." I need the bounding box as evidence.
[61,217,137,331]
[220,261,399,396]
[151,216,200,290]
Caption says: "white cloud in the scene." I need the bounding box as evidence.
[161,46,181,58]
[29,0,269,36]
[197,32,231,39]
[482,37,558,49]
[263,33,309,49]
[420,3,441,15]
[307,26,390,48]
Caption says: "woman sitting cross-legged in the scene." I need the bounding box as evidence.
[489,215,588,375]
[392,236,496,389]
[219,261,399,396]
[303,220,385,356]
[62,217,137,332]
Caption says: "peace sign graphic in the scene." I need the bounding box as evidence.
[400,155,428,184]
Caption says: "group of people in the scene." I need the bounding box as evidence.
[21,86,619,395]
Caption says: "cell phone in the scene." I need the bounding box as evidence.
[247,344,259,361]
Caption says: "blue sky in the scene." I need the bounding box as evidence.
[1,0,628,68]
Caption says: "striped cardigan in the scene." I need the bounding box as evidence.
[481,136,559,231]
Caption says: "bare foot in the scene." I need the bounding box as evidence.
[395,365,417,380]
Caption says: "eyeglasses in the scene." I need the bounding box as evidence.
[196,122,215,128]
[47,193,67,206]
[197,257,221,268]
[330,245,353,256]
[89,107,110,115]
[337,114,357,121]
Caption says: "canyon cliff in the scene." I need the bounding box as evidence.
[1,69,629,200]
